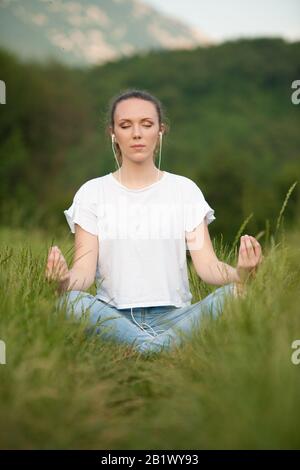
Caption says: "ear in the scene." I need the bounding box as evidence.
[160,123,166,135]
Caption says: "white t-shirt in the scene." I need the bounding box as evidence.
[63,171,216,309]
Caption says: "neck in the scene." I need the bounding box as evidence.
[115,161,163,187]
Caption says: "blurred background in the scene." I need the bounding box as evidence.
[0,0,299,241]
[1,0,300,452]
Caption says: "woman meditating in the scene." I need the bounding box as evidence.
[45,89,263,355]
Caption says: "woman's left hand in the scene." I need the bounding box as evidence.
[236,235,264,284]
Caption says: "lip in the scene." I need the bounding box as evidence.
[131,145,145,148]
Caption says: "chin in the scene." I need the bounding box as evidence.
[131,153,149,160]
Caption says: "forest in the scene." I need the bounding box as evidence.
[0,37,299,240]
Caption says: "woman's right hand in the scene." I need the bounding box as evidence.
[45,246,70,289]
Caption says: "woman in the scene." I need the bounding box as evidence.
[45,89,263,355]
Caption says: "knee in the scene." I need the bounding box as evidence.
[214,283,235,297]
[56,290,82,307]
[214,283,235,310]
[56,290,94,317]
[67,290,87,302]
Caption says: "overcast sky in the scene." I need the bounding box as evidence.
[143,0,300,43]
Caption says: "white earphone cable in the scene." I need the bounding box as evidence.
[130,307,165,337]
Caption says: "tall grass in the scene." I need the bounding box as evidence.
[0,184,299,449]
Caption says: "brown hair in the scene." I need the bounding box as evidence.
[105,88,170,166]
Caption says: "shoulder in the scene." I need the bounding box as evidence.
[75,175,105,194]
[167,172,204,195]
[78,175,105,191]
[73,175,106,204]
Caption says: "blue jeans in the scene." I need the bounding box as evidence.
[55,284,235,355]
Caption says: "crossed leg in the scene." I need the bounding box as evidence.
[56,284,236,356]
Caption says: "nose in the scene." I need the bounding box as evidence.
[132,125,142,139]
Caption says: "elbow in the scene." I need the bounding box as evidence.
[85,276,95,290]
[68,267,96,291]
[83,272,96,290]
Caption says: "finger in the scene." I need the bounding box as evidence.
[53,250,64,278]
[246,235,257,260]
[48,250,58,277]
[239,237,247,264]
[46,259,55,280]
[56,257,66,278]
[52,248,60,273]
[47,250,56,273]
[243,235,252,264]
[242,235,249,258]
[243,235,254,260]
[47,253,65,280]
[249,236,261,258]
[48,245,55,256]
[248,237,263,273]
[54,247,63,267]
[46,247,60,279]
[57,252,69,278]
[58,260,68,278]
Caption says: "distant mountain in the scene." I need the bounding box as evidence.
[0,0,212,66]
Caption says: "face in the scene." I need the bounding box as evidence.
[111,98,164,163]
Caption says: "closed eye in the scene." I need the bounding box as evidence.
[121,124,153,128]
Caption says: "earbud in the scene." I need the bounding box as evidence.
[112,134,115,143]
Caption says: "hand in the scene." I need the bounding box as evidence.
[45,246,70,290]
[236,235,264,285]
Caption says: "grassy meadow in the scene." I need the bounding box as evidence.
[0,188,299,450]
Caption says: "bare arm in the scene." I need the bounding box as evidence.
[46,224,99,293]
[186,221,239,286]
[192,259,240,286]
[186,222,263,287]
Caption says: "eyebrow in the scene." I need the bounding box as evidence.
[118,117,154,123]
